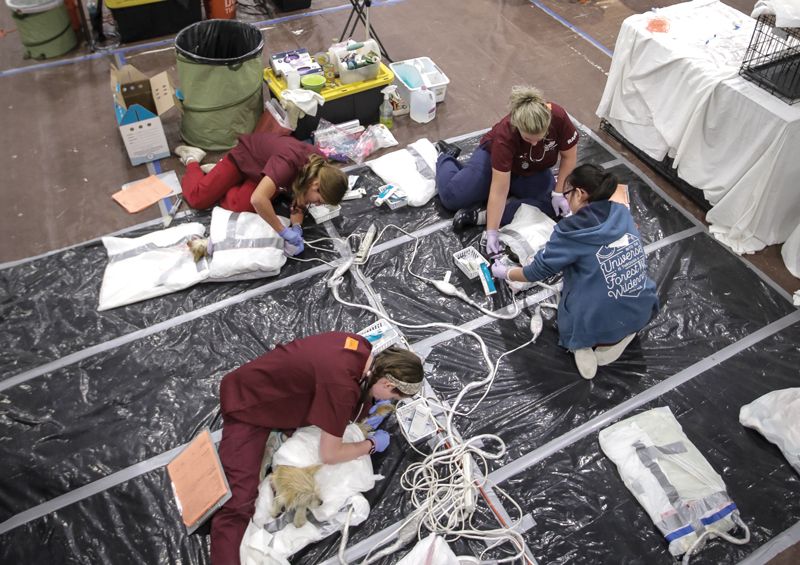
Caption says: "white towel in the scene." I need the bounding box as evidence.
[752,0,800,27]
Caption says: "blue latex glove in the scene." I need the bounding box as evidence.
[485,229,502,255]
[364,400,392,429]
[491,260,509,280]
[368,429,390,453]
[551,191,572,217]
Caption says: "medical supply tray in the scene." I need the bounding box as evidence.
[263,63,394,140]
[357,319,403,354]
[453,247,489,280]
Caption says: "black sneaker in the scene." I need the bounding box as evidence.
[452,206,485,231]
[435,140,462,159]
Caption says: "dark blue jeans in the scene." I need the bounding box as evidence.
[436,146,555,225]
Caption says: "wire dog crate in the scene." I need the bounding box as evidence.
[739,14,800,104]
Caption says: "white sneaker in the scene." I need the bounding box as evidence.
[595,333,636,366]
[200,162,217,174]
[574,348,598,380]
[174,145,206,165]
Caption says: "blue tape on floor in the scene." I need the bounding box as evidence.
[0,0,405,79]
[530,0,613,58]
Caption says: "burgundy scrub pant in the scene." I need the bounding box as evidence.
[180,155,258,213]
[210,413,271,564]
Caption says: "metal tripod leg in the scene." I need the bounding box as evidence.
[338,0,392,62]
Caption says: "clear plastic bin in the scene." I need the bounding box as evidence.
[389,56,449,115]
[331,39,381,85]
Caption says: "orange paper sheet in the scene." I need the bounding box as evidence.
[167,430,229,529]
[112,175,173,213]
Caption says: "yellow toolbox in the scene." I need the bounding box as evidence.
[263,63,394,139]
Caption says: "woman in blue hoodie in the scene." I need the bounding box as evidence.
[491,164,659,379]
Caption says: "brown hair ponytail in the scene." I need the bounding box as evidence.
[292,154,348,205]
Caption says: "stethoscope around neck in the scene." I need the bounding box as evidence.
[520,139,549,169]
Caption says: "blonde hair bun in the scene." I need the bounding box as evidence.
[509,85,551,136]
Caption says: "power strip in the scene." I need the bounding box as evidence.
[355,224,377,264]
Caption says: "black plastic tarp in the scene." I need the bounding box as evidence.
[1,128,798,565]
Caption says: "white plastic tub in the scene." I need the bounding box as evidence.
[331,39,381,84]
[389,57,449,115]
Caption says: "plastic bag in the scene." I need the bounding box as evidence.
[349,124,398,164]
[599,407,750,559]
[314,119,359,162]
[314,120,398,164]
[367,138,438,206]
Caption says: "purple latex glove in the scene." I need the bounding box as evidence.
[485,229,502,255]
[279,225,303,247]
[368,429,390,453]
[364,399,392,429]
[491,260,510,280]
[551,191,571,217]
[279,225,304,256]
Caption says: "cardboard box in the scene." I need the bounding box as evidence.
[111,64,177,166]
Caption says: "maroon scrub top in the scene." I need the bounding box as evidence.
[480,103,578,176]
[228,132,323,197]
[220,332,373,437]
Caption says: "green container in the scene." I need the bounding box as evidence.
[7,0,77,60]
[175,19,264,151]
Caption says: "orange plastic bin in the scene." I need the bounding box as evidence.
[204,0,235,19]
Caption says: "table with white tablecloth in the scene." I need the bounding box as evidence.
[597,0,800,269]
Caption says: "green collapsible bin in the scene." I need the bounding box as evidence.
[175,19,264,151]
[6,0,78,60]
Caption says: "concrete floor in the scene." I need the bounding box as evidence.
[0,0,798,561]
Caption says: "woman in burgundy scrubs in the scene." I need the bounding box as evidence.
[176,132,348,256]
[435,85,579,255]
[210,332,423,564]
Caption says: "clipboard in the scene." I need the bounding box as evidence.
[167,428,231,534]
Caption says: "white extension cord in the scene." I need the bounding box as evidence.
[327,224,547,564]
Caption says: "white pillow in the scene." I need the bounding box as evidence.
[367,138,438,207]
[740,388,800,474]
[98,222,209,311]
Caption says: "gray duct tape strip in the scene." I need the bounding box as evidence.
[0,429,222,536]
[0,221,453,393]
[406,145,436,180]
[213,237,282,252]
[107,241,189,263]
[0,264,327,393]
[370,220,451,256]
[0,220,748,538]
[488,308,800,485]
[645,227,703,253]
[226,213,240,239]
[412,227,696,359]
[634,440,683,507]
[600,158,623,169]
[412,286,559,360]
